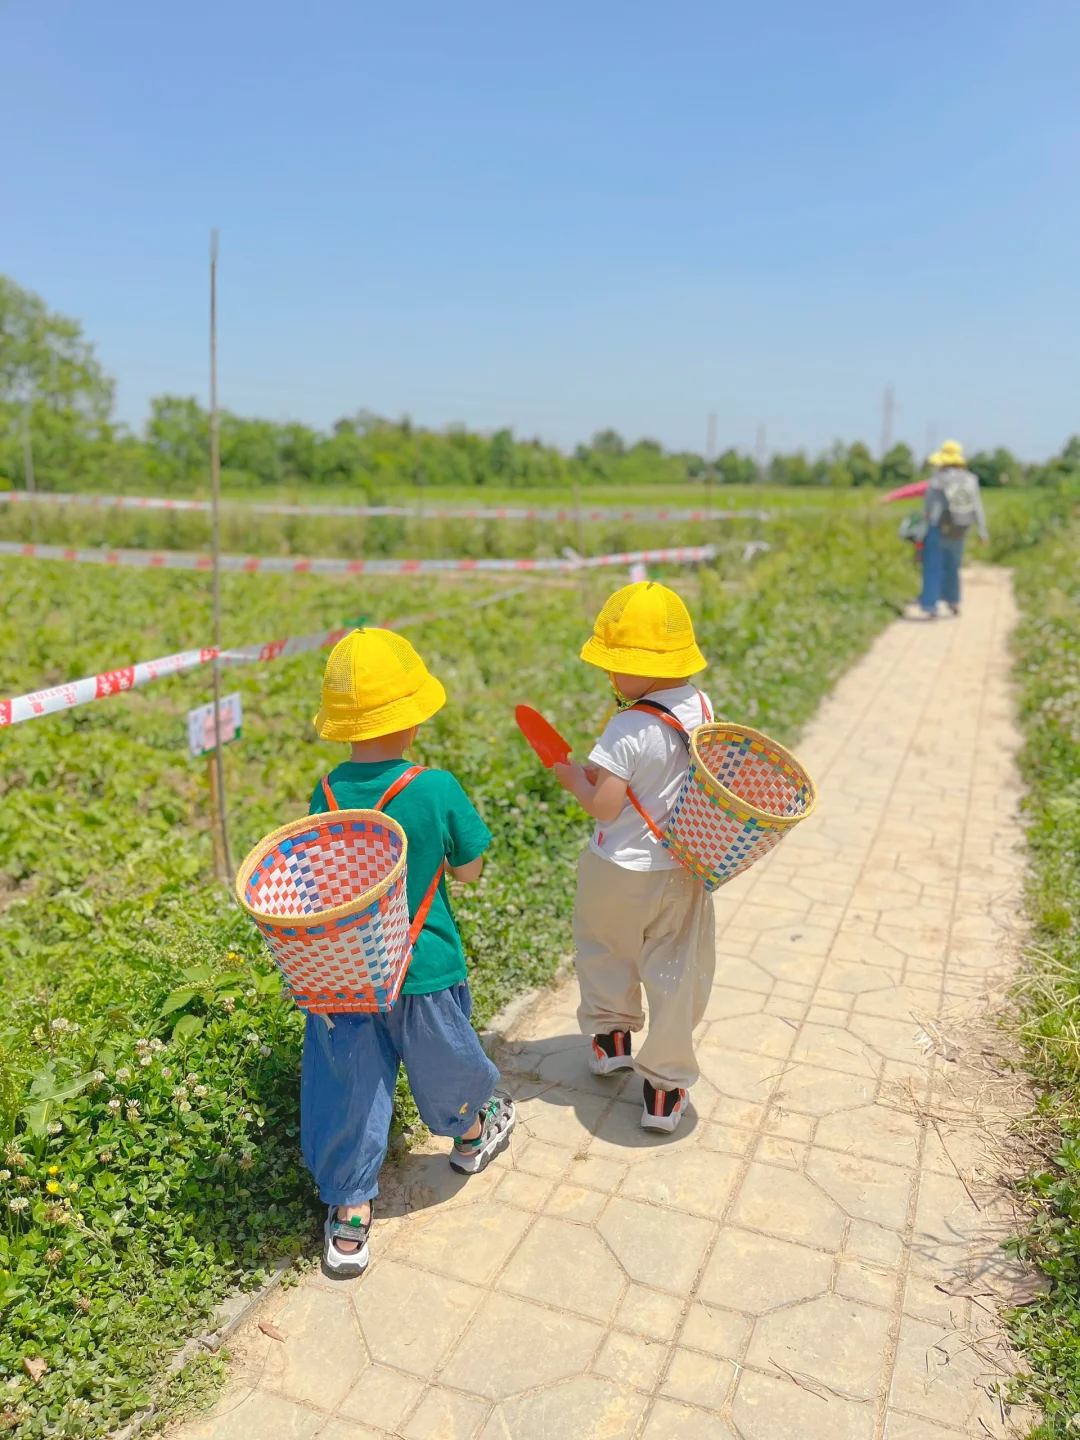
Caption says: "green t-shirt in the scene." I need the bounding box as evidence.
[308,760,491,995]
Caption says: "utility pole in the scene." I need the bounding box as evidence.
[880,386,895,458]
[755,422,767,483]
[208,229,233,884]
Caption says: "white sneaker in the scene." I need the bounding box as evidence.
[903,602,935,622]
[589,1031,635,1075]
[641,1081,689,1132]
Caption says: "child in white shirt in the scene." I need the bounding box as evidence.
[553,581,716,1133]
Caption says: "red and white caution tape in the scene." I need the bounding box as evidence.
[0,540,717,576]
[0,489,767,523]
[0,625,351,728]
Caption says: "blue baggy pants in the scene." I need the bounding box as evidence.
[919,524,965,611]
[300,983,500,1207]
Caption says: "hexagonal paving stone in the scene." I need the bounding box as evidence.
[439,1292,602,1399]
[790,1024,880,1078]
[695,1043,782,1105]
[679,1302,749,1361]
[401,1387,489,1439]
[597,1197,715,1294]
[697,1227,833,1314]
[594,1331,669,1390]
[262,1286,366,1410]
[386,1201,532,1285]
[888,1315,1010,1429]
[536,1044,633,1096]
[848,1013,930,1064]
[478,1377,645,1439]
[730,1165,844,1249]
[773,1064,876,1117]
[618,1148,741,1221]
[353,1262,482,1378]
[814,1103,921,1166]
[498,1216,624,1321]
[661,1349,736,1409]
[745,1294,892,1401]
[338,1365,424,1430]
[806,1147,914,1229]
[733,1368,875,1440]
[705,1012,799,1061]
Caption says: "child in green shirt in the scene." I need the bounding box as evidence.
[302,628,515,1279]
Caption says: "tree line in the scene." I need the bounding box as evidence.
[2,274,1077,495]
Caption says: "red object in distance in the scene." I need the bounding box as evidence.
[880,479,930,503]
[515,705,571,768]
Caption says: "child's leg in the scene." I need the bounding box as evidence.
[635,869,717,1091]
[573,849,655,1039]
[394,983,501,1138]
[300,1012,398,1209]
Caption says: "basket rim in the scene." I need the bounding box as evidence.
[686,721,818,827]
[234,807,409,927]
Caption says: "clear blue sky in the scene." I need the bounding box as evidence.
[3,1,1078,459]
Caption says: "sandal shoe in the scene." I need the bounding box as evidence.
[323,1203,372,1279]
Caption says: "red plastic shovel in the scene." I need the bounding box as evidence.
[515,705,571,769]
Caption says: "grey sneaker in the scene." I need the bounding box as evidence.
[450,1092,516,1175]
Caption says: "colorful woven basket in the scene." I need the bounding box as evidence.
[235,810,412,1013]
[664,723,817,892]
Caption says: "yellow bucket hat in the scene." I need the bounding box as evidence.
[580,581,707,679]
[928,438,966,468]
[313,628,446,742]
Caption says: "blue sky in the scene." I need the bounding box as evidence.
[3,1,1078,459]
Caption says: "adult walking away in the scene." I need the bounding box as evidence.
[905,439,988,621]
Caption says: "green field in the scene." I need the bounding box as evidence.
[0,507,919,1437]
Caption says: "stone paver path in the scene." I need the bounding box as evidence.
[173,568,1033,1440]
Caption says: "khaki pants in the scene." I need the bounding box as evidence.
[572,848,716,1090]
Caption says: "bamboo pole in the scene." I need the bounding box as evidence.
[209,230,233,884]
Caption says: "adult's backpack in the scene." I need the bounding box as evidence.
[938,468,980,539]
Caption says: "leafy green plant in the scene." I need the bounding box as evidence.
[1000,518,1080,1436]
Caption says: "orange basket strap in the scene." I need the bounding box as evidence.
[407,861,445,946]
[626,786,665,841]
[376,764,426,811]
[698,690,712,723]
[321,776,339,811]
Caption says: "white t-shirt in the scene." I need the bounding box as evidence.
[587,684,714,872]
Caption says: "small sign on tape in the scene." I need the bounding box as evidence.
[187,693,243,758]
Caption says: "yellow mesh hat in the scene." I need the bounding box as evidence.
[580,581,707,678]
[929,439,966,467]
[313,628,446,742]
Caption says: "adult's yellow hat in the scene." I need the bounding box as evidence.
[928,439,966,468]
[313,628,446,742]
[580,581,707,679]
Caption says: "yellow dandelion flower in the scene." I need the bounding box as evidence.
[47,1165,60,1175]
[45,1181,61,1194]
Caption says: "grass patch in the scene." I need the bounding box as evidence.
[997,510,1080,1437]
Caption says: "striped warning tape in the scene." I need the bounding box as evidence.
[0,540,717,576]
[0,489,767,523]
[0,582,541,728]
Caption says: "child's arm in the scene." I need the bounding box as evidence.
[552,761,628,823]
[449,856,484,883]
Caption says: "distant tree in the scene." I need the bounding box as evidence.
[880,443,915,491]
[591,428,625,456]
[715,449,758,485]
[143,396,209,490]
[847,442,880,487]
[967,447,1023,488]
[0,274,116,489]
